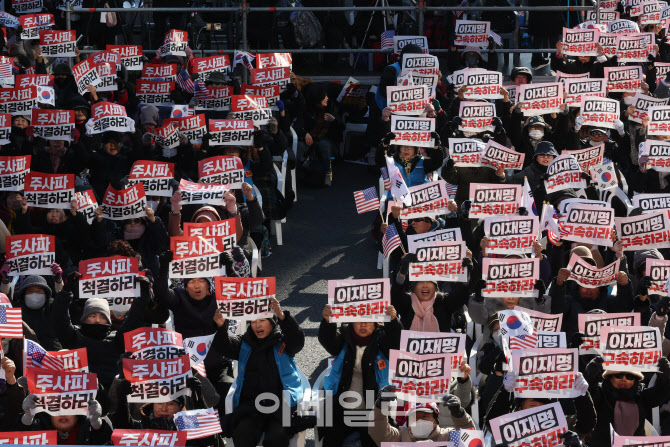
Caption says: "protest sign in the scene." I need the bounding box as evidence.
[611,434,670,447]
[183,219,236,255]
[482,258,540,299]
[327,278,391,323]
[191,55,231,81]
[400,54,439,77]
[124,327,184,360]
[490,402,567,447]
[39,30,75,57]
[656,62,670,84]
[72,59,102,96]
[536,331,567,349]
[560,203,614,246]
[463,70,503,100]
[511,348,580,398]
[449,67,486,89]
[390,115,435,148]
[648,105,670,135]
[207,119,254,147]
[178,179,228,206]
[94,61,118,92]
[0,12,19,29]
[0,114,9,146]
[628,93,669,124]
[544,154,586,193]
[646,258,670,295]
[230,94,271,125]
[24,341,87,372]
[515,306,563,333]
[123,355,191,403]
[250,66,290,90]
[31,108,73,141]
[448,138,485,167]
[164,114,206,142]
[20,13,54,40]
[633,193,670,213]
[160,29,187,57]
[16,74,53,88]
[101,183,147,221]
[567,253,619,288]
[615,210,670,250]
[480,140,525,170]
[556,71,590,84]
[75,189,98,225]
[169,236,226,279]
[142,63,177,81]
[194,85,232,111]
[407,240,467,282]
[240,84,281,109]
[0,154,29,191]
[136,80,174,106]
[5,234,54,276]
[79,256,140,300]
[580,96,620,129]
[454,20,490,47]
[562,28,600,56]
[615,32,654,62]
[578,312,641,355]
[388,350,452,403]
[644,139,670,170]
[600,326,661,373]
[469,183,521,218]
[598,32,618,56]
[154,122,180,149]
[663,4,670,27]
[585,9,620,23]
[640,1,665,24]
[0,86,38,115]
[12,0,42,13]
[256,52,292,69]
[0,431,57,445]
[107,296,134,320]
[198,155,245,188]
[518,82,563,117]
[562,144,605,171]
[484,215,539,255]
[400,330,466,373]
[393,35,429,54]
[458,101,496,133]
[605,65,643,92]
[107,44,144,71]
[215,277,275,320]
[386,85,429,116]
[111,429,186,447]
[407,228,463,247]
[26,368,97,415]
[127,160,175,198]
[591,163,619,189]
[24,172,74,209]
[630,1,648,17]
[338,80,372,108]
[399,180,450,219]
[86,101,135,135]
[564,78,607,107]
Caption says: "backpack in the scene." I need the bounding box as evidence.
[289,10,323,48]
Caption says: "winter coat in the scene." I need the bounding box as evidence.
[369,404,474,443]
[13,284,61,352]
[17,413,113,445]
[391,280,469,333]
[30,141,88,176]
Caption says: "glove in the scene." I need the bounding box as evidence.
[492,117,503,133]
[445,158,455,171]
[614,119,625,135]
[574,115,585,131]
[142,132,155,146]
[0,262,11,284]
[87,399,103,430]
[50,263,63,282]
[658,357,670,377]
[220,251,235,275]
[584,356,605,384]
[253,129,266,148]
[116,379,133,397]
[134,275,152,295]
[71,128,81,144]
[17,376,28,389]
[375,384,397,408]
[21,394,38,425]
[63,271,81,295]
[187,376,203,393]
[276,99,285,112]
[581,171,592,182]
[116,78,126,92]
[657,296,670,317]
[382,132,396,146]
[430,131,441,147]
[462,257,473,269]
[450,116,463,131]
[573,372,589,396]
[560,431,582,447]
[534,280,546,305]
[285,82,298,98]
[461,200,471,218]
[399,253,418,276]
[159,250,174,275]
[493,351,506,373]
[570,332,585,349]
[637,275,652,297]
[442,394,464,417]
[518,206,529,216]
[25,126,35,141]
[503,371,517,393]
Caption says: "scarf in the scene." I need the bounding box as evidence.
[46,145,67,172]
[604,380,641,436]
[351,330,373,347]
[397,154,420,175]
[410,292,439,332]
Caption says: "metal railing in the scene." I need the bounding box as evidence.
[64,1,600,56]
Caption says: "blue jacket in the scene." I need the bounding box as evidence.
[324,342,388,394]
[375,62,402,111]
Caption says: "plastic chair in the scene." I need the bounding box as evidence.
[289,127,298,202]
[467,335,485,429]
[249,237,261,277]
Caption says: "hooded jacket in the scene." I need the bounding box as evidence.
[13,276,61,352]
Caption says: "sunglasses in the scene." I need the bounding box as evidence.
[128,218,143,224]
[410,218,430,224]
[612,373,638,380]
[589,130,606,137]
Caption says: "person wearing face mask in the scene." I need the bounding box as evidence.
[3,115,33,157]
[369,387,474,442]
[28,135,87,176]
[446,38,499,73]
[10,275,61,352]
[569,116,631,176]
[212,298,308,447]
[582,355,670,446]
[504,141,558,211]
[551,41,611,78]
[36,62,79,110]
[508,114,564,171]
[318,304,400,447]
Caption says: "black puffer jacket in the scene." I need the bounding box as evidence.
[16,413,113,445]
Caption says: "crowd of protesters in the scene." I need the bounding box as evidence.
[1,1,670,447]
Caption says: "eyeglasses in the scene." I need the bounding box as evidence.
[612,373,638,380]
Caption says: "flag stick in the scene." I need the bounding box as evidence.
[379,207,385,224]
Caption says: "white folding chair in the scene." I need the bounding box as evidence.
[289,127,298,202]
[467,336,485,429]
[249,237,261,277]
[252,184,263,208]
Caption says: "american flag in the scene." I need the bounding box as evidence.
[174,408,222,439]
[176,68,195,94]
[0,307,21,338]
[445,181,458,197]
[354,187,380,214]
[380,167,391,191]
[193,80,210,100]
[233,50,255,70]
[381,30,396,50]
[382,224,402,258]
[0,61,12,79]
[509,333,538,350]
[449,429,485,447]
[24,339,64,370]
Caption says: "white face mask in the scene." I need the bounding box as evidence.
[24,292,46,309]
[588,138,601,147]
[623,96,635,106]
[493,330,501,346]
[162,147,178,158]
[409,419,435,439]
[529,129,544,140]
[147,200,159,212]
